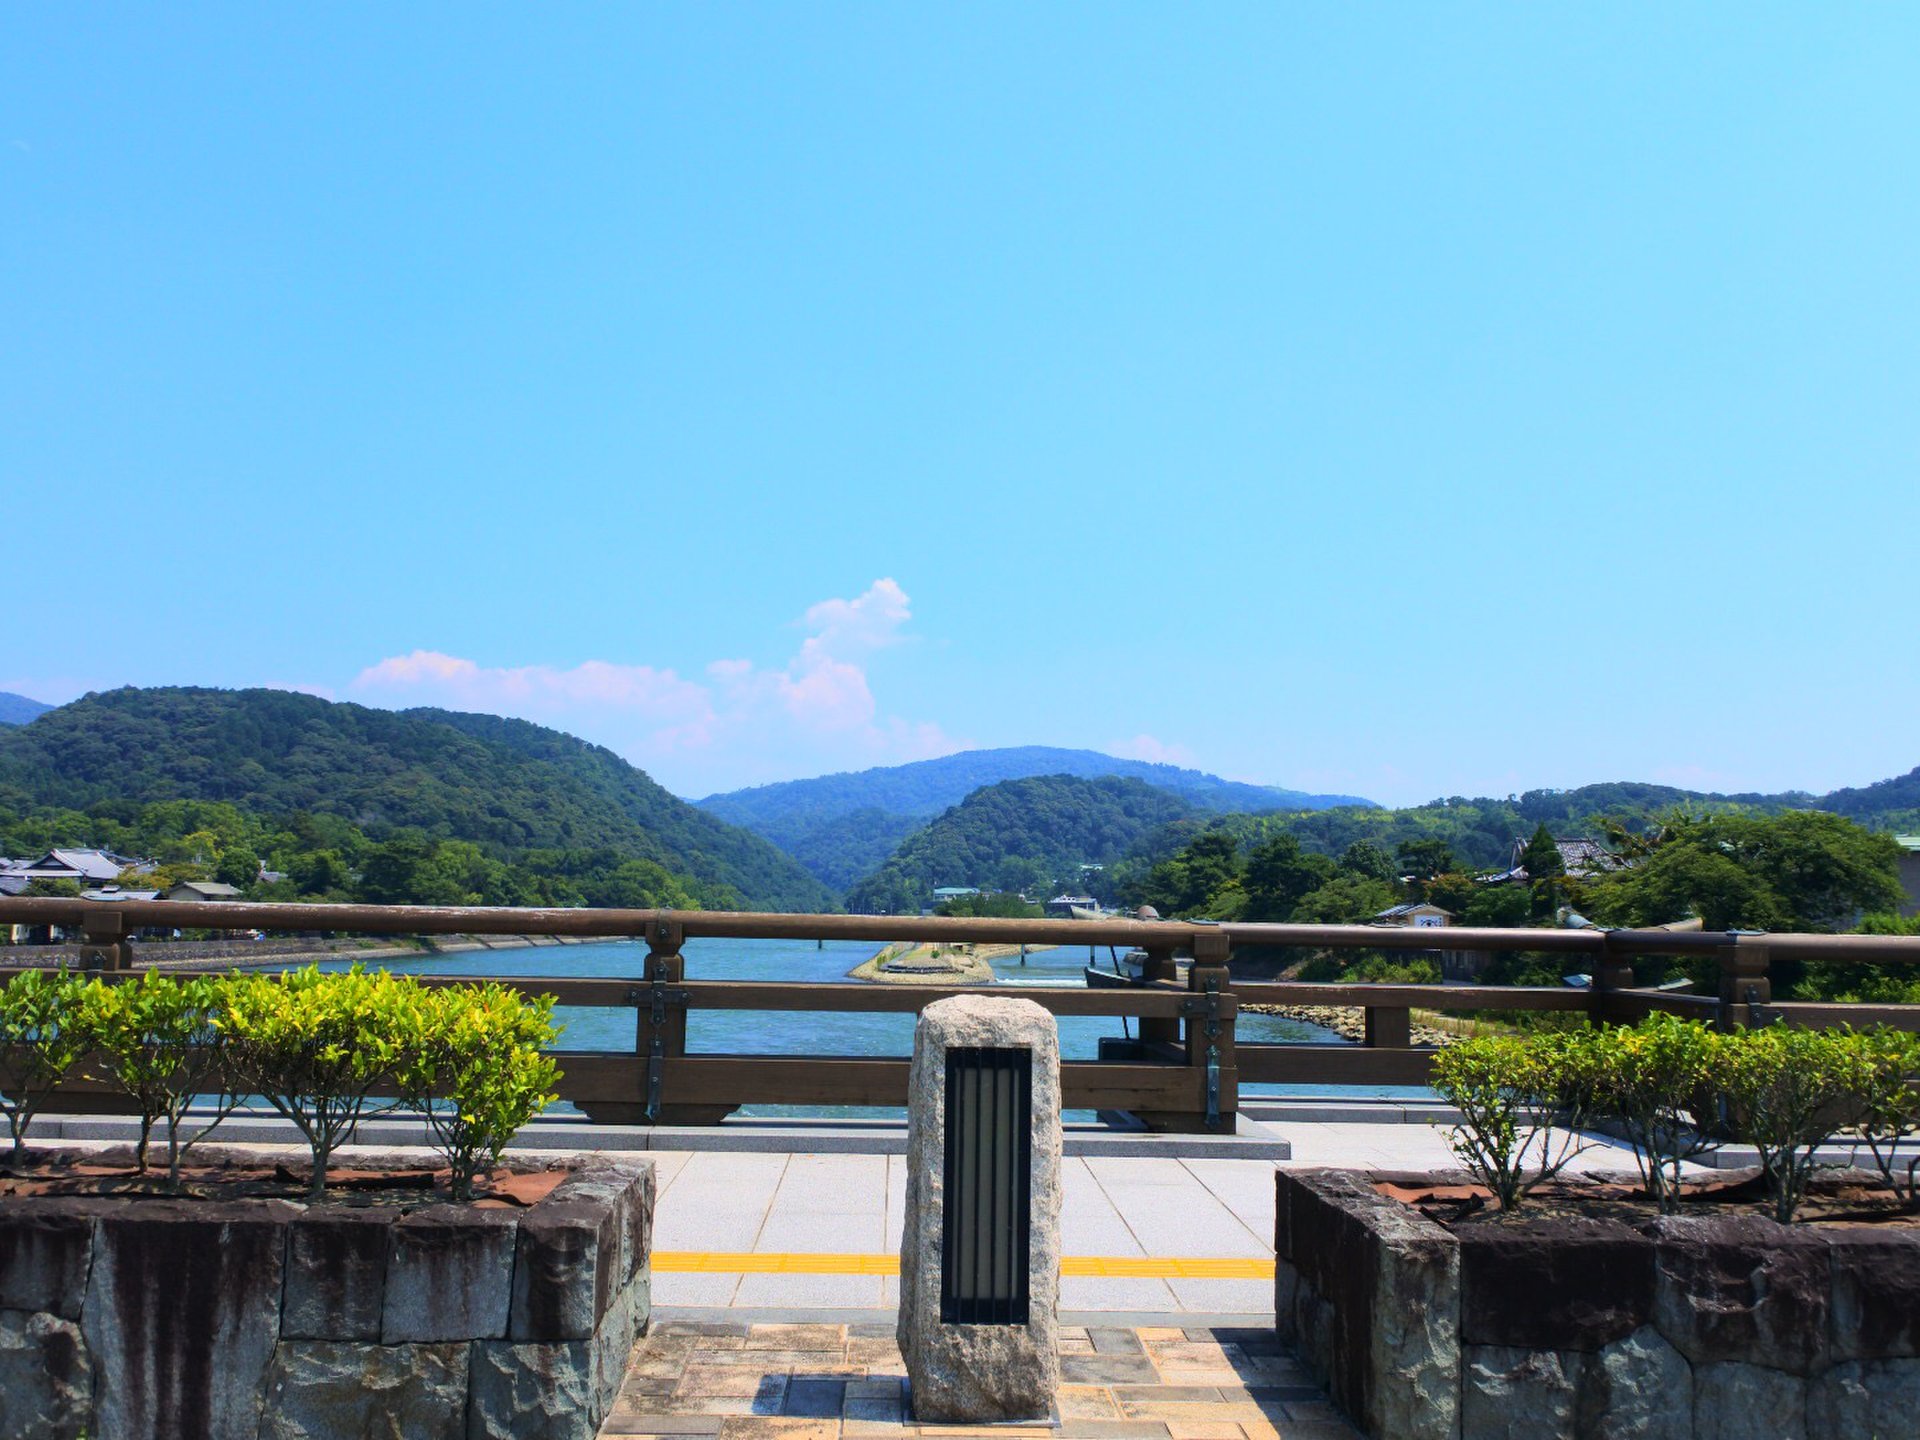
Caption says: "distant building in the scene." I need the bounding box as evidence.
[1487,836,1621,885]
[5,848,148,886]
[164,880,245,903]
[930,886,982,903]
[1897,836,1920,919]
[79,887,162,903]
[1374,902,1452,928]
[1045,894,1098,918]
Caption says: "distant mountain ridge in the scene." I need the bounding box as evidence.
[0,687,834,910]
[696,745,1373,889]
[844,774,1204,914]
[0,693,51,726]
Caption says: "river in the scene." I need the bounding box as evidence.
[354,937,1427,1110]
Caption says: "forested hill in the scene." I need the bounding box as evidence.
[844,774,1203,914]
[0,693,51,726]
[1817,765,1920,829]
[1113,773,1920,886]
[0,687,834,910]
[699,745,1372,890]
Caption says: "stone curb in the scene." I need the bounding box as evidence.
[35,1111,1290,1160]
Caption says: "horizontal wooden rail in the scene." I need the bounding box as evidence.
[1234,982,1592,1011]
[6,897,1918,1130]
[6,895,1916,964]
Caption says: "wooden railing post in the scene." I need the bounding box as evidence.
[1719,937,1772,1031]
[78,909,133,972]
[1137,944,1181,1049]
[1592,932,1636,1026]
[1185,930,1237,1130]
[1364,1004,1411,1050]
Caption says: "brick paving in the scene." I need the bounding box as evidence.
[600,1320,1359,1439]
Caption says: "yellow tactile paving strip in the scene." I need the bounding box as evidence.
[653,1252,1277,1279]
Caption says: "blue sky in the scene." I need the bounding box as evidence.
[5,7,1916,805]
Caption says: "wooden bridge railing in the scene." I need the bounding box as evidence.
[3,897,1918,1132]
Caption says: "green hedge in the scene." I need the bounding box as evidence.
[0,966,561,1200]
[1431,1014,1920,1222]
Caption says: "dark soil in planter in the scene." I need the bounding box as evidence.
[1377,1170,1920,1230]
[0,1143,567,1209]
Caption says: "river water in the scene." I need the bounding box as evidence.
[365,937,1426,1108]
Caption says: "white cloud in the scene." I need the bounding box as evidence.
[1108,734,1197,768]
[350,579,965,792]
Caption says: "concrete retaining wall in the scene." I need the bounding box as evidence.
[1274,1167,1920,1440]
[0,1149,653,1440]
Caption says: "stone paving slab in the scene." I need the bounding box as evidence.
[599,1321,1360,1439]
[650,1132,1677,1313]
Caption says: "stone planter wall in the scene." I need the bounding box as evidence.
[0,1149,653,1440]
[1274,1167,1920,1440]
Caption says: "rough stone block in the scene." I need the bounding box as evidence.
[383,1205,517,1343]
[1360,1197,1460,1440]
[467,1338,599,1440]
[1277,1170,1460,1440]
[1574,1326,1691,1440]
[472,1271,650,1440]
[0,1200,93,1319]
[1651,1215,1831,1374]
[81,1200,294,1440]
[1460,1345,1581,1440]
[510,1199,617,1341]
[282,1208,390,1341]
[897,996,1062,1424]
[0,1308,93,1440]
[1807,1357,1920,1440]
[257,1340,469,1440]
[594,1274,650,1402]
[1277,1171,1383,1422]
[1825,1228,1920,1361]
[1692,1360,1806,1440]
[1458,1217,1653,1352]
[550,1162,655,1289]
[1272,1253,1300,1346]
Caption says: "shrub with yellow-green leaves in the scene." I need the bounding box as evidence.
[0,966,91,1160]
[1715,1024,1874,1223]
[393,982,561,1201]
[1436,1014,1920,1222]
[79,971,234,1183]
[1429,1031,1597,1210]
[1855,1026,1920,1205]
[217,967,419,1200]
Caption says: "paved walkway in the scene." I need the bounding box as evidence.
[648,1122,1664,1315]
[601,1319,1360,1438]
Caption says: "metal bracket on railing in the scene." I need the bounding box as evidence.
[1742,982,1774,1030]
[1182,977,1224,1129]
[633,979,691,1122]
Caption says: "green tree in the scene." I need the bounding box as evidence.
[214,844,261,890]
[1583,811,1902,932]
[356,834,436,904]
[1242,835,1334,921]
[1396,838,1456,881]
[1463,883,1531,928]
[1337,840,1397,884]
[1290,874,1399,925]
[1520,823,1563,879]
[1135,831,1244,917]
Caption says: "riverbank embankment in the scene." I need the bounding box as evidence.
[1,933,599,972]
[1240,1002,1460,1048]
[846,941,1062,987]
